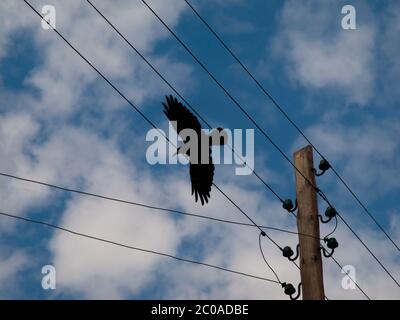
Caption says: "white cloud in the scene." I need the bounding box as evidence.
[0,0,399,300]
[0,113,52,230]
[0,0,193,223]
[271,0,376,106]
[0,0,192,118]
[0,0,193,296]
[1,116,398,299]
[46,131,185,298]
[154,205,400,300]
[293,118,400,199]
[41,130,295,298]
[0,249,28,297]
[0,250,28,283]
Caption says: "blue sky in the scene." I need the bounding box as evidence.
[0,0,399,299]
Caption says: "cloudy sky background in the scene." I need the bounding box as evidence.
[0,0,399,299]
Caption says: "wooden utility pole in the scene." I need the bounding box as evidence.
[294,145,325,300]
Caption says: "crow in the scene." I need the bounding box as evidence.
[162,95,226,205]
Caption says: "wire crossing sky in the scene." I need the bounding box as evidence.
[18,0,400,296]
[0,171,322,240]
[0,211,280,285]
[183,0,399,253]
[135,0,400,288]
[81,0,398,289]
[1,0,399,299]
[22,0,306,299]
[22,0,294,266]
[84,0,286,204]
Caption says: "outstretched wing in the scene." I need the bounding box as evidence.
[162,95,201,138]
[189,150,214,205]
[163,95,214,205]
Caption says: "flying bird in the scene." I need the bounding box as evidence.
[162,95,226,205]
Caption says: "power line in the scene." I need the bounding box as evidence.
[337,213,400,287]
[139,0,324,203]
[182,0,399,253]
[212,184,264,236]
[330,255,371,300]
[325,215,338,238]
[22,0,293,289]
[83,2,363,298]
[0,210,280,285]
[0,172,321,240]
[23,0,398,292]
[84,0,284,204]
[258,232,323,300]
[82,1,338,294]
[22,0,399,296]
[22,0,261,233]
[137,0,400,288]
[16,2,387,301]
[259,232,281,283]
[331,167,399,251]
[314,192,399,289]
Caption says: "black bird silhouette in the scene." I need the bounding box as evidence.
[162,95,226,205]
